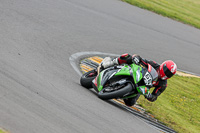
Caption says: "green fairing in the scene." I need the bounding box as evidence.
[130,64,143,84]
[97,73,103,91]
[115,65,130,76]
[98,65,131,92]
[97,64,146,96]
[136,86,150,95]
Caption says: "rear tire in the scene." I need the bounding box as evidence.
[97,83,132,100]
[80,70,97,89]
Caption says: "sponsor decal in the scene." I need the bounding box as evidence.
[140,87,145,94]
[121,53,129,58]
[94,77,98,87]
[148,64,152,72]
[171,64,177,73]
[145,87,147,93]
[152,81,157,85]
[162,76,167,80]
[133,57,140,64]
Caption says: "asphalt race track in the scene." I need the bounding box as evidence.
[0,0,200,133]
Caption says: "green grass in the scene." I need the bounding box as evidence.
[138,75,200,133]
[120,1,200,131]
[122,0,200,29]
[0,129,7,133]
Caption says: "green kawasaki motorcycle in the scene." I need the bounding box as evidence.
[80,63,158,100]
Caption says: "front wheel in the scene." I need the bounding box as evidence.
[97,83,133,100]
[80,69,97,89]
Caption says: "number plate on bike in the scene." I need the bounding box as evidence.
[143,72,153,86]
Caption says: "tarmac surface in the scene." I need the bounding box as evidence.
[0,0,200,133]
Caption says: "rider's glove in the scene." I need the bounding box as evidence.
[132,55,141,65]
[101,57,118,69]
[144,92,157,102]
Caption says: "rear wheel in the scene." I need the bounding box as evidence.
[97,83,133,100]
[80,69,97,89]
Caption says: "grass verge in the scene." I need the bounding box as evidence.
[138,75,200,133]
[122,0,200,29]
[0,128,8,133]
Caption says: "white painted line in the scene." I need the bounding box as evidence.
[69,51,119,76]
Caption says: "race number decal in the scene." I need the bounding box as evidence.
[143,72,153,86]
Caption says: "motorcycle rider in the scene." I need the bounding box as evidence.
[100,53,177,106]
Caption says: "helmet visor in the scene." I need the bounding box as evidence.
[163,64,173,78]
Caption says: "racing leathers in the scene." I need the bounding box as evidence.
[101,53,167,106]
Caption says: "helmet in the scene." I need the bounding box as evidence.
[159,60,177,80]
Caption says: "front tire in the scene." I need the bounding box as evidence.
[97,83,133,100]
[80,70,97,89]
